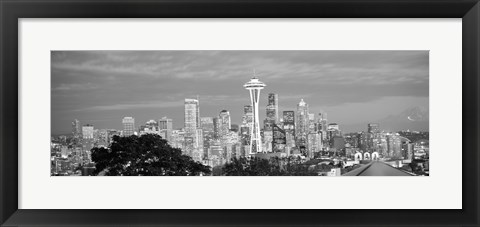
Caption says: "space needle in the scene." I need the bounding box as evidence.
[244,72,266,154]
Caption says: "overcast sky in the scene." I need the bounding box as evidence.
[51,50,428,135]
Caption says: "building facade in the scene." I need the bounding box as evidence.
[122,117,135,136]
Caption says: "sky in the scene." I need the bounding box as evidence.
[51,50,429,135]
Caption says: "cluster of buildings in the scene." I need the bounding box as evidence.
[50,77,429,175]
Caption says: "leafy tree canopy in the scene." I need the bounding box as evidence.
[222,156,317,176]
[91,134,211,176]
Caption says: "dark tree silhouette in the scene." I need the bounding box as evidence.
[223,156,316,176]
[91,134,211,176]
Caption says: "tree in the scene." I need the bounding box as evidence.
[91,134,211,176]
[222,156,317,176]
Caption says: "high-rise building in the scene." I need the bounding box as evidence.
[196,96,201,128]
[307,132,322,157]
[158,117,173,141]
[387,133,402,158]
[318,112,328,141]
[184,98,200,134]
[193,128,204,161]
[184,98,202,159]
[241,105,253,149]
[283,111,295,132]
[219,110,231,139]
[122,117,135,136]
[82,124,94,139]
[244,76,266,154]
[200,117,215,159]
[242,105,253,126]
[368,123,380,134]
[327,123,341,140]
[201,117,214,131]
[72,119,81,138]
[272,124,286,153]
[282,111,296,151]
[308,113,316,133]
[213,117,220,139]
[295,99,309,148]
[264,93,279,131]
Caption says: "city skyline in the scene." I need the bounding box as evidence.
[51,50,429,135]
[51,50,430,176]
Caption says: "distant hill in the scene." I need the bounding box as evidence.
[343,106,429,133]
[379,106,429,132]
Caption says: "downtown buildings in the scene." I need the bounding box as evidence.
[51,75,429,175]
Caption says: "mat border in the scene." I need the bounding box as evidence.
[1,0,479,226]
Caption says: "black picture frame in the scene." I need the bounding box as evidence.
[1,0,479,226]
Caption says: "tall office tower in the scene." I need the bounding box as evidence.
[307,132,322,158]
[244,76,266,154]
[317,112,328,140]
[282,111,296,150]
[218,110,231,139]
[387,133,402,158]
[184,98,200,134]
[200,117,215,132]
[196,95,201,128]
[272,124,286,153]
[282,111,295,132]
[242,105,253,126]
[295,99,309,148]
[158,117,173,141]
[263,131,273,152]
[368,123,380,134]
[308,113,316,133]
[72,119,81,138]
[122,117,135,137]
[193,128,204,161]
[82,124,94,139]
[327,123,341,140]
[240,125,251,146]
[264,93,279,131]
[213,117,220,139]
[200,117,214,159]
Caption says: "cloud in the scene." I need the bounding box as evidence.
[53,83,98,91]
[51,50,429,133]
[74,101,184,112]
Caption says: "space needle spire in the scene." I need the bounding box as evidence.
[243,72,266,154]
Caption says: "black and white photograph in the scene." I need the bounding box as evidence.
[51,50,429,176]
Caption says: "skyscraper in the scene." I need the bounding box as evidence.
[200,117,215,159]
[184,98,200,134]
[82,124,94,139]
[184,98,202,159]
[283,111,295,132]
[264,93,279,131]
[122,117,135,136]
[213,117,220,139]
[241,105,253,148]
[242,105,253,126]
[244,76,266,154]
[368,123,380,134]
[318,112,328,141]
[282,111,296,151]
[158,117,173,141]
[219,110,231,139]
[72,119,81,138]
[200,117,214,132]
[296,99,309,148]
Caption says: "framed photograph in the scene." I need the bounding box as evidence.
[1,0,479,226]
